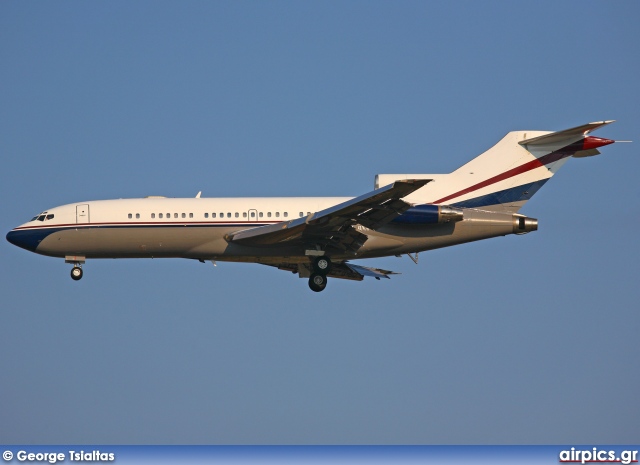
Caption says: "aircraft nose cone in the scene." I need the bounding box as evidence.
[6,230,19,246]
[6,229,39,252]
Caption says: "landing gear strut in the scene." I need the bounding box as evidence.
[308,256,331,292]
[70,266,83,281]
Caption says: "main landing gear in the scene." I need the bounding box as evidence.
[308,256,331,292]
[308,273,327,292]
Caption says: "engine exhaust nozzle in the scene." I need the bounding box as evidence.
[513,216,538,234]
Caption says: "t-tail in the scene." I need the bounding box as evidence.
[375,121,618,213]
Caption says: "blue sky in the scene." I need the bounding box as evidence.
[1,1,638,444]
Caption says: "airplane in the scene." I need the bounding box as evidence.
[6,121,620,292]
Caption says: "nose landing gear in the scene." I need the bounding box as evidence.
[65,256,86,281]
[70,266,83,281]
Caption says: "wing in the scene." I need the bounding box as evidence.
[225,179,430,254]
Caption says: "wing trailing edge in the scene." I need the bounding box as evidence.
[270,261,398,281]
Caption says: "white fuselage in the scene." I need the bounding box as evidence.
[9,196,523,265]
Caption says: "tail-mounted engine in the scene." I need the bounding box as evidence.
[391,204,464,225]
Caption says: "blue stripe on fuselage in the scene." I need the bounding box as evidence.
[450,180,548,209]
[6,223,272,253]
[6,227,61,252]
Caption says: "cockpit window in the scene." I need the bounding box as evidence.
[31,212,54,221]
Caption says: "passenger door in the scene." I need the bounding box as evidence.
[76,204,90,224]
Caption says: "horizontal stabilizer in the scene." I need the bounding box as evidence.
[573,148,600,158]
[519,120,615,146]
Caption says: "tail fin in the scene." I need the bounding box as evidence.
[375,121,616,213]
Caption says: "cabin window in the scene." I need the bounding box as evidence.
[299,212,303,217]
[267,212,271,218]
[152,213,156,219]
[46,214,54,220]
[284,212,288,218]
[250,211,255,218]
[136,213,140,219]
[128,213,132,219]
[182,213,186,218]
[259,212,263,218]
[235,212,239,218]
[174,213,178,218]
[166,213,170,218]
[159,213,163,218]
[243,212,247,218]
[204,213,209,218]
[212,213,216,218]
[226,213,230,218]
[189,213,193,218]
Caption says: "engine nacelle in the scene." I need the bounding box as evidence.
[391,204,464,225]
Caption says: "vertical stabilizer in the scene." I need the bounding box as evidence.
[375,121,616,213]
